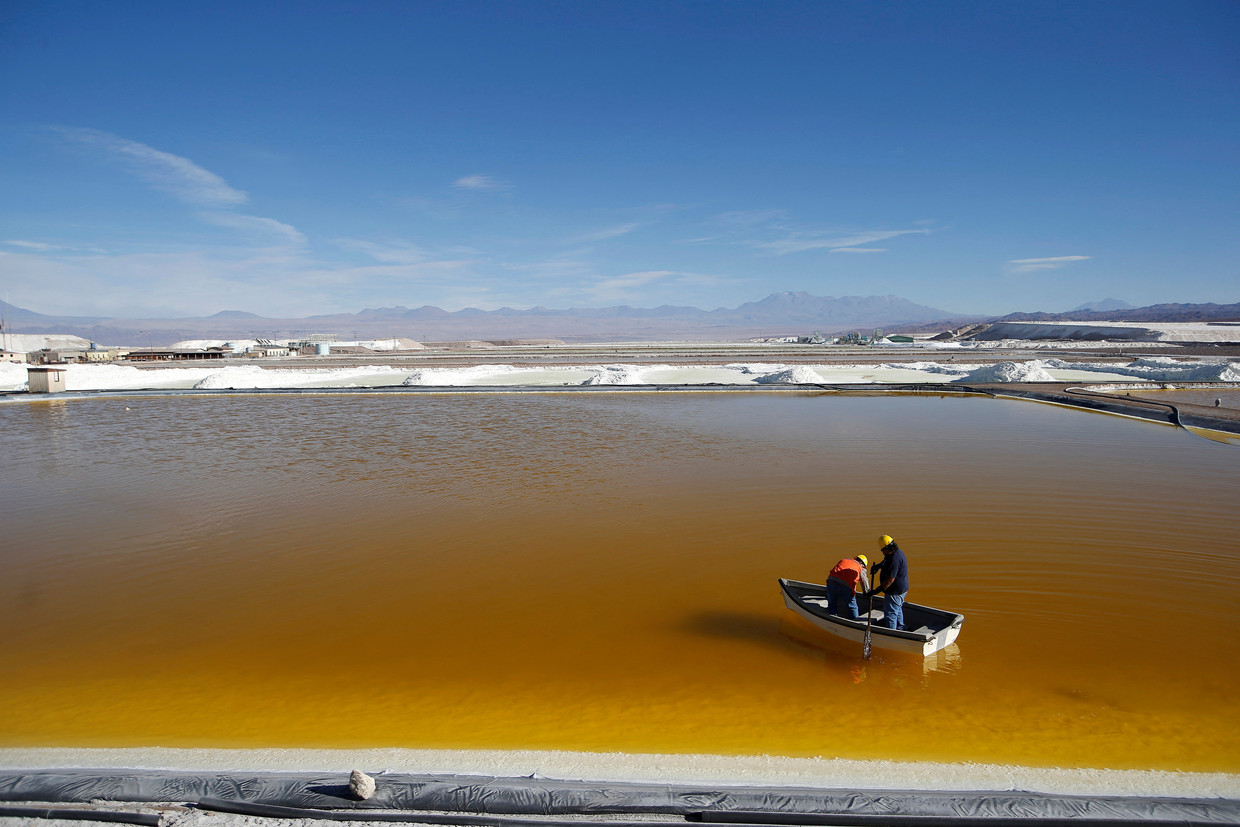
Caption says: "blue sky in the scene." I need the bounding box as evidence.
[1,1,1237,319]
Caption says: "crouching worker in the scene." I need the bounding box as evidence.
[826,554,870,620]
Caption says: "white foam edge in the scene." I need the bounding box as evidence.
[0,748,1237,799]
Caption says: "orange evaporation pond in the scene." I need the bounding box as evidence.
[2,392,1238,771]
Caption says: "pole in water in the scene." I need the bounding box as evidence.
[862,592,874,660]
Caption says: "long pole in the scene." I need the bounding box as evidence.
[862,590,874,660]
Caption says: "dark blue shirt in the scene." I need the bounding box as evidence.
[879,548,909,595]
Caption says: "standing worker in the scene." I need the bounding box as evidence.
[867,535,909,630]
[826,554,870,620]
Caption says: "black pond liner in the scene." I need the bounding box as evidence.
[2,770,1239,824]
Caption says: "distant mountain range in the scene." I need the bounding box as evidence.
[996,302,1240,324]
[1,293,1237,346]
[1070,298,1134,313]
[0,292,957,345]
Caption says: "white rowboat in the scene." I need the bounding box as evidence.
[779,577,965,657]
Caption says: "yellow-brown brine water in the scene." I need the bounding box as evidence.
[2,392,1237,771]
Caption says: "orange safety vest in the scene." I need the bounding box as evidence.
[827,558,865,591]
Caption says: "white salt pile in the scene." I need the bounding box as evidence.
[191,365,408,390]
[754,366,825,384]
[1043,357,1240,383]
[3,357,1239,394]
[955,361,1058,383]
[402,365,526,386]
[581,365,648,385]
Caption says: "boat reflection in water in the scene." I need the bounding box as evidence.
[779,613,964,678]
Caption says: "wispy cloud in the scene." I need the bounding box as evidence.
[451,174,508,191]
[0,244,483,317]
[199,212,306,246]
[716,209,791,227]
[1007,255,1092,273]
[752,228,929,256]
[595,270,676,292]
[703,210,931,256]
[5,239,108,254]
[4,240,61,251]
[334,239,431,265]
[558,269,680,306]
[504,253,600,290]
[55,127,248,207]
[297,259,480,291]
[565,222,642,244]
[50,127,316,254]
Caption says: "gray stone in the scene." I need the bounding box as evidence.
[349,769,376,800]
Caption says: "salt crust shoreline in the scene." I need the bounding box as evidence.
[3,355,1240,392]
[2,748,1238,799]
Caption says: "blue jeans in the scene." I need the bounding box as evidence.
[883,592,906,629]
[826,579,860,620]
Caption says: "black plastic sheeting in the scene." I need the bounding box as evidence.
[194,797,1232,827]
[2,771,1239,824]
[197,798,675,827]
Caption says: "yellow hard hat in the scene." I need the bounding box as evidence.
[879,534,894,549]
[855,555,869,568]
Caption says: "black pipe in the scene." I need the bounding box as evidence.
[690,811,1212,827]
[197,798,680,827]
[0,804,160,826]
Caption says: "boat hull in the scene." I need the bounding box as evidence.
[779,578,964,657]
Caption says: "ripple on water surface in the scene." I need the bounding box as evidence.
[1,392,1238,772]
